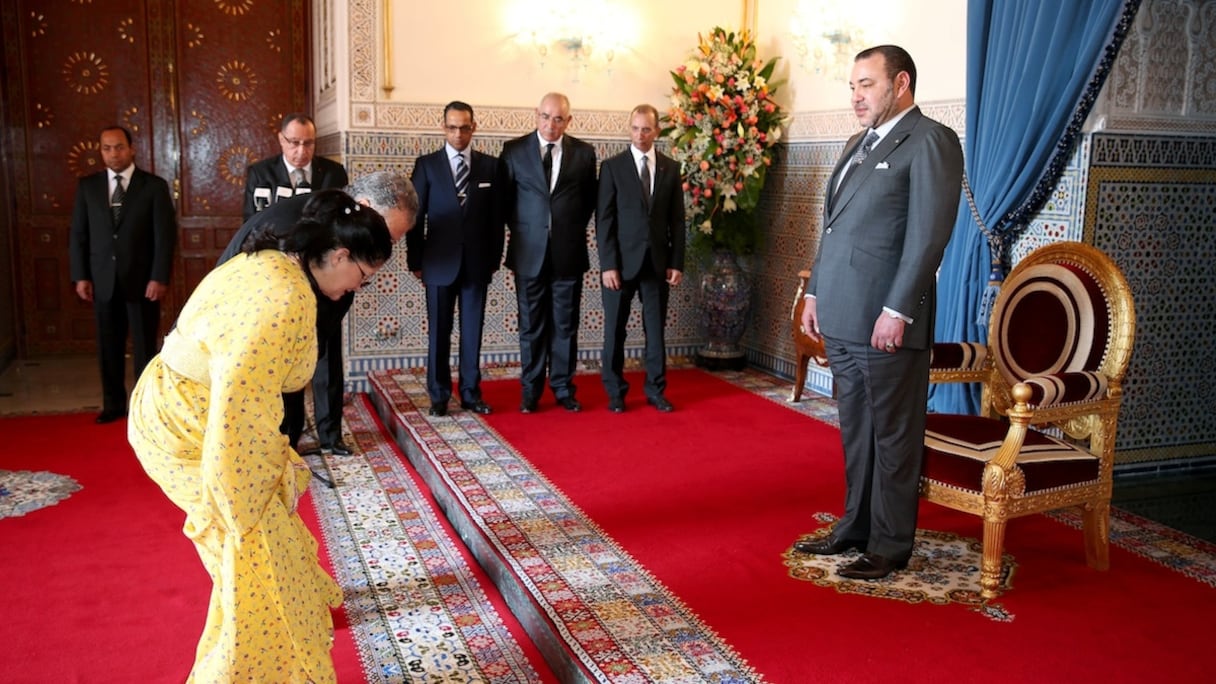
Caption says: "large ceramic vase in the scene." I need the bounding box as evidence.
[697,249,751,370]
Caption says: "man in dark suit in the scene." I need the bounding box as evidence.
[408,101,504,417]
[596,104,685,414]
[499,92,598,413]
[219,171,418,453]
[69,125,177,424]
[797,45,963,579]
[242,113,349,221]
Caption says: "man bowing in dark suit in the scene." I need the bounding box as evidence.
[499,92,598,413]
[69,125,177,424]
[596,104,685,414]
[797,45,963,579]
[242,113,349,221]
[408,101,504,417]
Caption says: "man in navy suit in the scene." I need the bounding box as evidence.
[498,92,598,413]
[219,172,418,453]
[69,125,177,424]
[408,101,504,417]
[798,45,963,579]
[242,113,349,221]
[595,104,685,413]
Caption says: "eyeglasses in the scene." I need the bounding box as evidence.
[281,135,316,149]
[537,113,569,125]
[444,125,474,134]
[352,259,375,288]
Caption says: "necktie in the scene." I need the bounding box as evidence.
[542,143,554,190]
[291,167,309,192]
[834,130,880,197]
[639,154,651,211]
[110,175,125,224]
[454,153,469,206]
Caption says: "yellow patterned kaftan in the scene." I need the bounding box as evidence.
[128,250,343,683]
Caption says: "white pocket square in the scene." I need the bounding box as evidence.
[875,162,890,170]
[477,182,492,188]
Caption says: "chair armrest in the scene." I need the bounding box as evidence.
[1022,371,1110,408]
[929,342,988,383]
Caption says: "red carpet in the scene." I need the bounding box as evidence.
[0,414,363,683]
[456,368,1216,682]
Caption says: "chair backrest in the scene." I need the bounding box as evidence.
[987,241,1135,392]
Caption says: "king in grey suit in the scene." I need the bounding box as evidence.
[596,104,686,413]
[499,92,598,413]
[408,101,505,416]
[798,46,963,579]
[69,126,177,424]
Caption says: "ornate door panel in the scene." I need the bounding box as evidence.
[173,0,309,297]
[3,0,307,356]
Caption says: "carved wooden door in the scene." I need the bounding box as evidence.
[4,0,308,355]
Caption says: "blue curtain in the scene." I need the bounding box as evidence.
[929,0,1141,414]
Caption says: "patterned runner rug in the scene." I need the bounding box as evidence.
[308,395,553,683]
[367,364,1216,683]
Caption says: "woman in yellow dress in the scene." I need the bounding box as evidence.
[128,190,392,683]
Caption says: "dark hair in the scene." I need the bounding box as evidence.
[856,45,917,96]
[101,125,133,145]
[443,101,475,121]
[280,112,316,132]
[251,189,393,267]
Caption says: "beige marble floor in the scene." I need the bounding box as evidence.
[0,355,128,416]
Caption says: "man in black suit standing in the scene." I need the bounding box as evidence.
[408,101,504,417]
[69,125,177,424]
[797,45,963,579]
[242,113,349,221]
[499,92,598,413]
[596,104,685,413]
[218,171,418,453]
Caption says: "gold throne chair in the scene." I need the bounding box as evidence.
[921,241,1136,600]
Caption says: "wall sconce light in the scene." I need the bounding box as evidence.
[789,3,867,81]
[507,2,631,82]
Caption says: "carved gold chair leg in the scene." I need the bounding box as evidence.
[1083,501,1112,571]
[790,353,809,402]
[981,516,1009,601]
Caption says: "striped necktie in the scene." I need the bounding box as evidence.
[455,153,469,206]
[110,175,125,224]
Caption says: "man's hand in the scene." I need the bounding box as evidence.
[601,269,621,290]
[666,269,683,286]
[75,281,94,303]
[871,315,905,353]
[800,296,821,341]
[145,281,168,302]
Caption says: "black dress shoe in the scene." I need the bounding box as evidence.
[556,396,581,412]
[837,553,908,580]
[326,441,354,456]
[460,399,492,415]
[608,397,626,413]
[520,398,538,414]
[793,534,867,555]
[95,410,126,424]
[428,403,448,417]
[646,395,674,412]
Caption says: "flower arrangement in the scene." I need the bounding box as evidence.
[664,28,787,255]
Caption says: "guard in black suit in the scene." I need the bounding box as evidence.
[408,101,504,417]
[69,126,177,424]
[219,171,418,453]
[499,92,598,413]
[596,105,686,414]
[242,112,349,221]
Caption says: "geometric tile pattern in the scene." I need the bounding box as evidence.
[1085,133,1216,462]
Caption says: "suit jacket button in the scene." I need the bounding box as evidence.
[825,227,833,234]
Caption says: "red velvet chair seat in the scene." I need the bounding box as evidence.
[924,413,1100,493]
